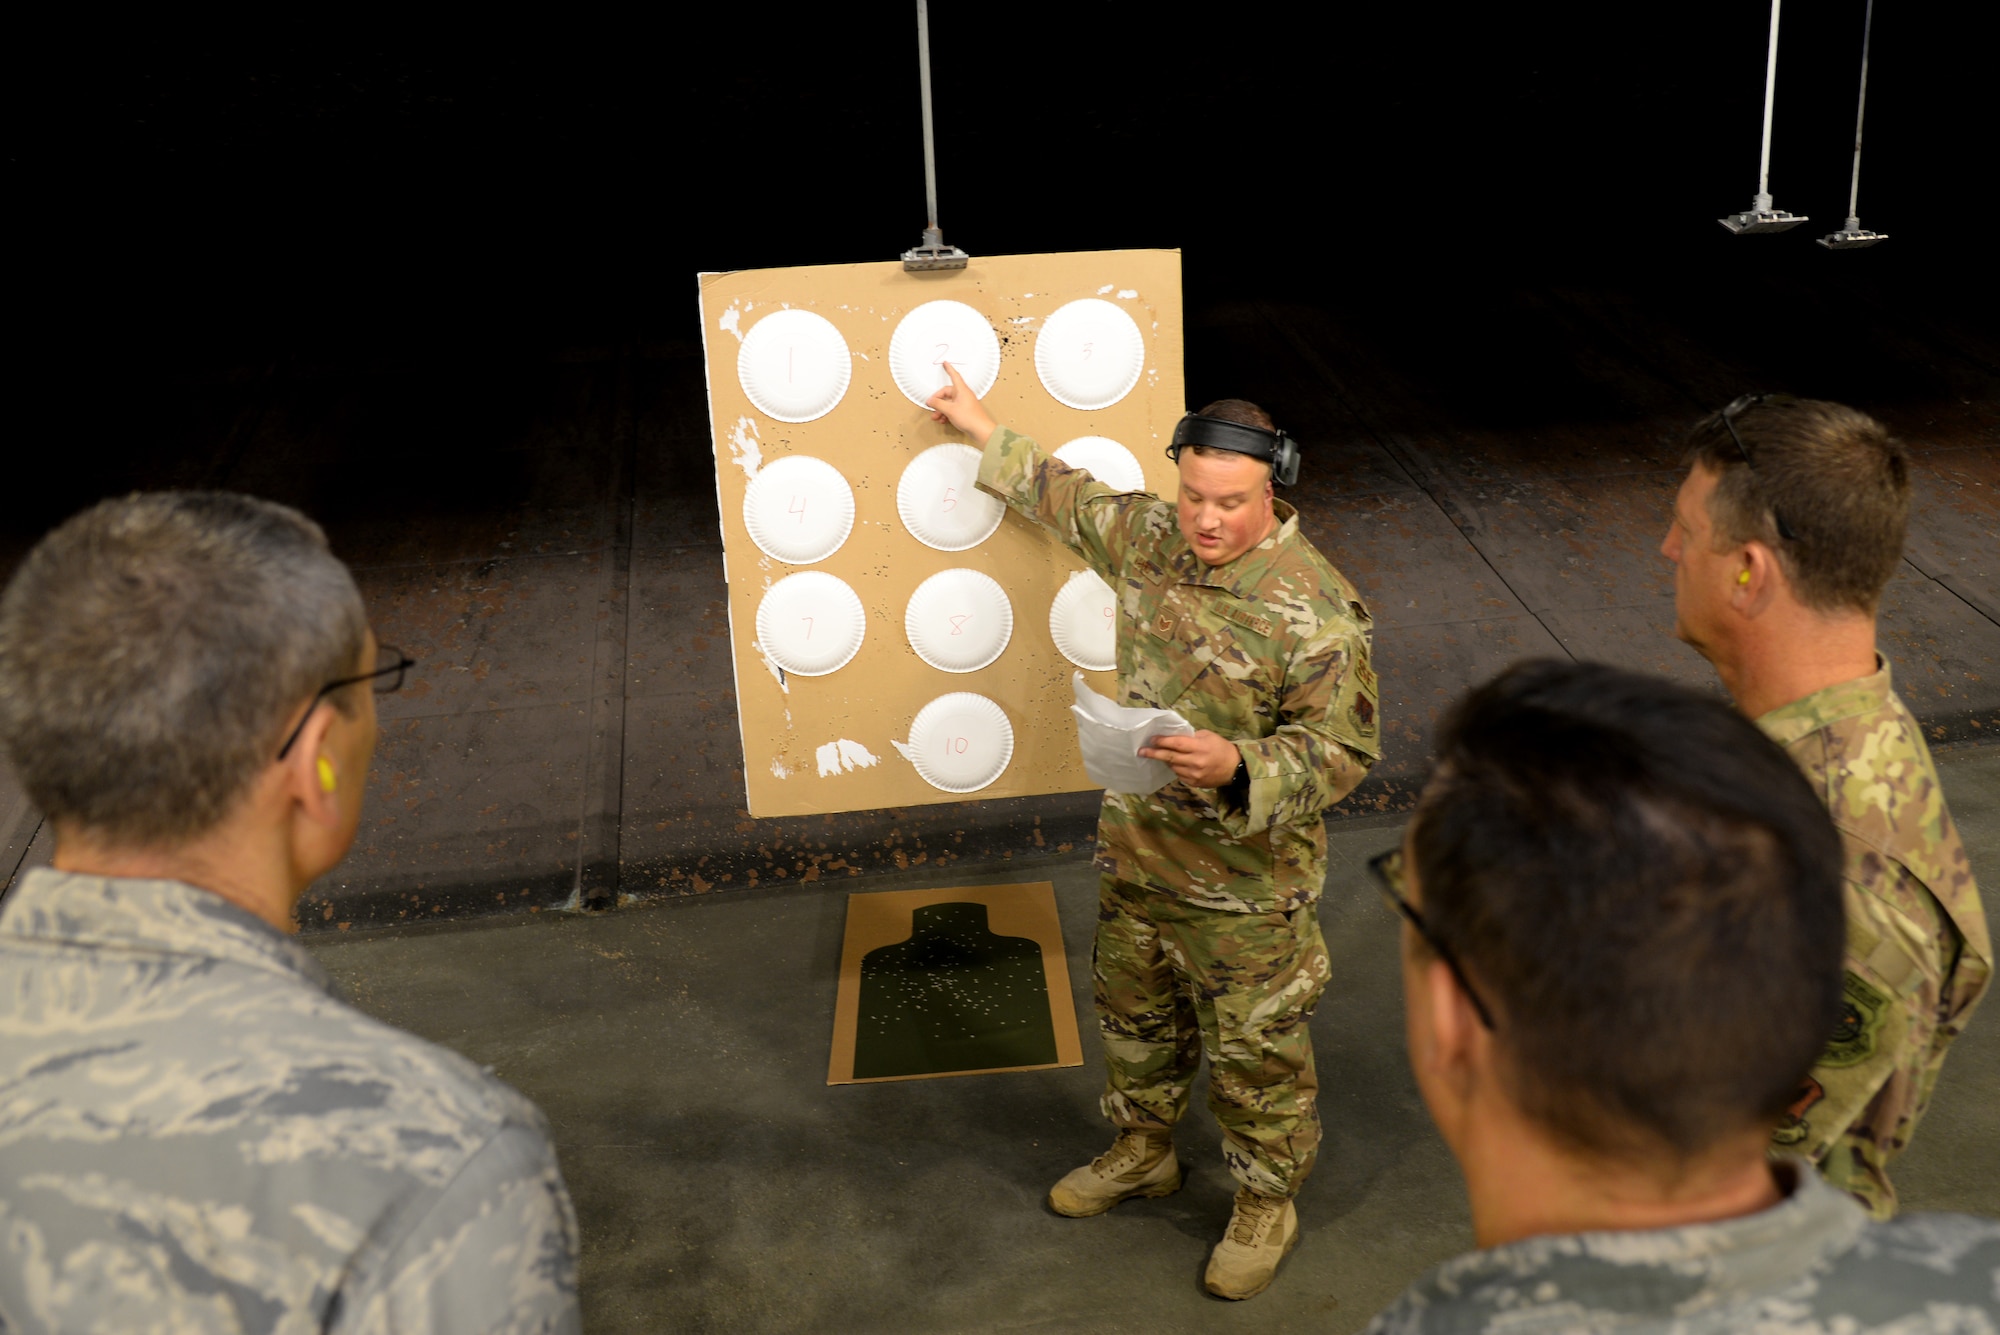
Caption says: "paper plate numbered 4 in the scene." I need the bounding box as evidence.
[755,571,866,677]
[904,692,1015,793]
[743,455,856,564]
[737,309,853,423]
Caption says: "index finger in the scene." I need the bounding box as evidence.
[939,359,970,392]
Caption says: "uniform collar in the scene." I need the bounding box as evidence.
[1755,657,1893,748]
[0,866,332,991]
[1171,499,1301,595]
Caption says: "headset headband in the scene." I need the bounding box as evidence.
[1166,414,1300,487]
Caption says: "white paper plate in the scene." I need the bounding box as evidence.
[905,692,1015,793]
[905,568,1014,673]
[737,309,853,423]
[1049,569,1119,672]
[1034,298,1145,411]
[888,300,1001,409]
[743,455,856,564]
[754,572,866,677]
[1053,436,1147,492]
[896,444,1006,551]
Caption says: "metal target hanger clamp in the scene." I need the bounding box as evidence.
[1166,416,1302,488]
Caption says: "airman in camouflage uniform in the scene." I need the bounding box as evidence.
[963,396,1378,1297]
[1759,662,1992,1218]
[1364,1157,2000,1333]
[0,869,582,1334]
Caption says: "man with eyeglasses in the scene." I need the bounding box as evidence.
[0,492,580,1333]
[1362,660,2000,1331]
[1659,394,1990,1219]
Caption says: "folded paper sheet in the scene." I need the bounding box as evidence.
[1069,673,1194,794]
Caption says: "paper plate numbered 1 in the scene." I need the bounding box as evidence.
[905,568,1014,673]
[755,571,867,678]
[904,692,1015,793]
[743,455,856,565]
[897,443,1006,552]
[1049,569,1119,672]
[1034,298,1146,411]
[737,309,853,423]
[1053,436,1146,493]
[888,300,1002,409]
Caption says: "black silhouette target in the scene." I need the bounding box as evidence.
[852,901,1059,1078]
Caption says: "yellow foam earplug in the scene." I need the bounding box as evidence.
[1738,569,1752,585]
[317,757,337,793]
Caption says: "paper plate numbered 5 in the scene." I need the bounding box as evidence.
[905,568,1014,673]
[1034,298,1146,411]
[755,571,866,677]
[737,309,853,423]
[904,692,1015,793]
[888,300,1002,409]
[897,443,1006,552]
[743,455,856,564]
[1049,569,1119,672]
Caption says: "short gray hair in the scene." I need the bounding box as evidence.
[0,492,367,846]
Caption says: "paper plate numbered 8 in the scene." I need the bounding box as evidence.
[1034,298,1145,411]
[737,308,853,423]
[754,571,866,678]
[1052,436,1146,493]
[896,443,1006,552]
[888,299,1002,409]
[743,455,856,565]
[904,692,1015,793]
[1049,568,1119,672]
[905,568,1014,673]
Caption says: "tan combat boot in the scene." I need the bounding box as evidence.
[1203,1188,1299,1299]
[1047,1129,1182,1217]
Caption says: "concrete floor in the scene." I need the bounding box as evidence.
[308,743,2000,1334]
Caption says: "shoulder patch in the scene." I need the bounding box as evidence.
[1820,971,1891,1068]
[1219,603,1276,637]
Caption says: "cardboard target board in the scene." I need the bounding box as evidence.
[698,250,1185,817]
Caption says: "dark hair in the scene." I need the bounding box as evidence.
[1410,660,1845,1161]
[1687,396,1908,614]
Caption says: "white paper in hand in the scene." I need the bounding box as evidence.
[1069,673,1195,794]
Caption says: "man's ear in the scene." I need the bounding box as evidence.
[1733,540,1784,615]
[1422,956,1481,1100]
[282,703,345,828]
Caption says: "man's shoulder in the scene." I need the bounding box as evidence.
[1249,535,1371,641]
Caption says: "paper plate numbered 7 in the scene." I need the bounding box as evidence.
[737,308,853,423]
[904,692,1015,793]
[888,300,1001,409]
[1049,568,1119,672]
[743,455,856,565]
[1034,298,1145,411]
[896,443,1006,552]
[754,571,866,678]
[905,568,1014,673]
[1053,436,1146,493]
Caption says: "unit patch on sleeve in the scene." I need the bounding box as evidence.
[1820,971,1891,1068]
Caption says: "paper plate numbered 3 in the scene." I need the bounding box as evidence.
[1034,298,1146,411]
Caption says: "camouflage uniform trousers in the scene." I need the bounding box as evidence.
[1093,873,1332,1198]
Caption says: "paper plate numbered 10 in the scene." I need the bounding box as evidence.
[743,455,856,565]
[888,300,1001,409]
[754,571,867,678]
[905,692,1015,793]
[905,568,1014,673]
[896,443,1006,552]
[1034,298,1146,411]
[737,308,853,423]
[1049,569,1119,672]
[1052,436,1146,493]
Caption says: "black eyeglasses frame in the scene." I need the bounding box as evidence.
[1717,393,1800,543]
[1368,848,1498,1032]
[275,647,418,761]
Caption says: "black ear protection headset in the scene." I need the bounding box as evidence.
[1165,414,1301,487]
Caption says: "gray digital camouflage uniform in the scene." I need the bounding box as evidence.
[978,428,1378,1197]
[1362,1158,2000,1333]
[0,868,581,1335]
[1758,662,1992,1218]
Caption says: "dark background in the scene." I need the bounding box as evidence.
[13,2,1988,374]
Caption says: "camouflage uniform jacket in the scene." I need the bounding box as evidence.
[1757,662,1992,1218]
[977,427,1380,914]
[0,868,581,1334]
[1362,1157,2000,1333]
